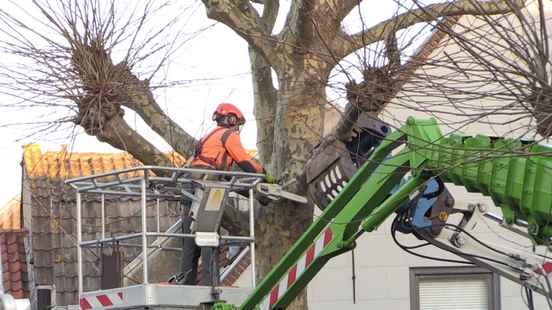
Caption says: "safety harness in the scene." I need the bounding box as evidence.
[192,127,235,170]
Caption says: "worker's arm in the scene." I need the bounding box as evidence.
[224,130,264,173]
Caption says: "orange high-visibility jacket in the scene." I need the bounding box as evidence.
[191,127,263,173]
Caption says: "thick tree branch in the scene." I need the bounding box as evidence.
[115,64,197,158]
[335,0,524,58]
[71,39,198,159]
[278,0,318,50]
[261,0,279,32]
[333,0,364,25]
[95,114,173,167]
[249,0,279,167]
[385,32,400,70]
[201,0,277,63]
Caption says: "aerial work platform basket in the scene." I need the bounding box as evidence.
[65,166,266,310]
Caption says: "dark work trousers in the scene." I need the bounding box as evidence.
[180,207,219,285]
[180,169,220,286]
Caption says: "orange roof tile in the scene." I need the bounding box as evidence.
[0,230,28,298]
[22,144,186,180]
[0,197,21,230]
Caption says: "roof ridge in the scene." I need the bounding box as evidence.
[22,144,187,179]
[21,144,258,179]
[0,196,22,230]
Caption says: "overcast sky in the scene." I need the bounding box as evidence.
[0,0,431,204]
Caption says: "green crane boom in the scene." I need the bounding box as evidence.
[215,117,552,310]
[406,117,552,242]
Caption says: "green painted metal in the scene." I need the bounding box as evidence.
[213,302,238,310]
[360,175,425,233]
[218,117,552,310]
[272,152,418,309]
[404,117,552,242]
[237,129,407,310]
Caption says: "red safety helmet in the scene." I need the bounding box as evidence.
[212,103,245,126]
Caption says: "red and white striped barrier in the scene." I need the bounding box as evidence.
[260,228,333,310]
[535,262,552,274]
[80,292,124,310]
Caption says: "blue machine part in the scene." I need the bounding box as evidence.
[410,178,440,229]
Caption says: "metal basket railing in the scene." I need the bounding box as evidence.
[66,166,264,294]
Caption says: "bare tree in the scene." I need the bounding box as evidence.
[365,1,552,142]
[1,0,547,309]
[201,1,524,308]
[0,0,199,161]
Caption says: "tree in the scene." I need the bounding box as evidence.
[385,0,552,141]
[200,0,527,307]
[1,0,548,309]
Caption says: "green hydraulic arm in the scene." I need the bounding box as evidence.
[214,117,552,310]
[405,118,552,242]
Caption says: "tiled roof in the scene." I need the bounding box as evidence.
[0,198,27,298]
[21,144,253,305]
[22,144,186,180]
[20,145,184,305]
[0,230,28,298]
[0,197,21,230]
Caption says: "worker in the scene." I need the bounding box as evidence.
[190,102,264,173]
[180,102,267,286]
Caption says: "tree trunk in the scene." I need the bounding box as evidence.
[255,61,329,309]
[256,199,314,309]
[249,48,277,166]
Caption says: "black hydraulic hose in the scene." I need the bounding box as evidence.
[442,223,511,257]
[525,286,535,310]
[415,226,524,272]
[391,216,473,265]
[351,249,356,304]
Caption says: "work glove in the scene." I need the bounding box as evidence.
[264,172,275,184]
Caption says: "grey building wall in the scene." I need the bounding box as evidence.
[22,174,181,307]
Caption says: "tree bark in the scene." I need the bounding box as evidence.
[250,48,277,166]
[94,114,173,167]
[254,56,330,309]
[115,64,197,158]
[256,199,314,309]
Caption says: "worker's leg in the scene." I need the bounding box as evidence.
[180,184,203,285]
[180,215,200,284]
[181,170,225,286]
[199,247,219,286]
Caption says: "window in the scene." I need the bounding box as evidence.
[101,250,123,289]
[410,266,500,310]
[36,285,55,310]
